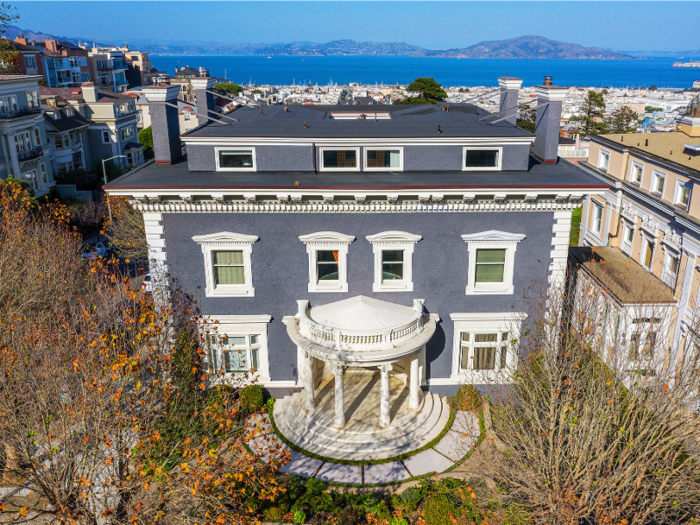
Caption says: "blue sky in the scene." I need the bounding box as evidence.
[11,1,700,51]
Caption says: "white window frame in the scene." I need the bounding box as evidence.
[39,164,48,186]
[662,250,680,287]
[674,180,692,210]
[449,312,526,384]
[641,235,655,271]
[184,111,191,121]
[201,315,272,385]
[215,146,257,172]
[192,232,258,297]
[101,130,111,144]
[319,146,361,172]
[366,231,421,292]
[362,147,404,172]
[629,161,644,184]
[592,203,603,235]
[299,231,355,293]
[598,149,611,172]
[462,146,503,172]
[462,230,526,295]
[651,170,666,197]
[621,220,635,255]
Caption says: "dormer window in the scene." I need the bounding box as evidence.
[463,147,502,171]
[320,148,360,171]
[216,148,256,171]
[364,148,403,171]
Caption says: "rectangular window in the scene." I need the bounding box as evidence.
[26,91,40,109]
[212,250,245,286]
[668,254,679,275]
[316,250,339,282]
[459,331,509,372]
[381,250,404,281]
[652,171,665,196]
[184,111,191,121]
[14,131,32,152]
[624,224,634,245]
[322,149,358,170]
[675,183,691,209]
[593,204,603,234]
[34,128,41,147]
[39,164,47,185]
[210,334,260,374]
[120,126,134,140]
[216,148,255,171]
[364,148,402,170]
[629,162,643,184]
[644,239,654,268]
[475,249,506,284]
[55,135,64,149]
[464,148,501,170]
[598,150,610,172]
[102,130,110,144]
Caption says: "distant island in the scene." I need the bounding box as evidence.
[2,27,635,60]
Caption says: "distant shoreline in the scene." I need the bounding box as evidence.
[149,53,644,60]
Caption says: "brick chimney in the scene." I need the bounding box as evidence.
[190,77,217,125]
[533,76,567,163]
[81,82,98,103]
[497,75,522,126]
[142,86,182,164]
[14,34,27,46]
[45,39,59,53]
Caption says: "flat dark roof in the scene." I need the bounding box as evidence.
[184,103,534,139]
[107,155,606,191]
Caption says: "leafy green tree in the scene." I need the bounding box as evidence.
[516,107,537,133]
[138,126,153,151]
[607,106,639,134]
[570,90,607,136]
[649,84,658,91]
[402,77,447,104]
[214,83,243,96]
[0,3,20,74]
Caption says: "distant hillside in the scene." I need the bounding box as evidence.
[428,36,633,59]
[3,25,108,48]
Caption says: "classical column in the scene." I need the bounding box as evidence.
[330,362,346,427]
[7,134,21,178]
[409,351,420,410]
[379,363,393,428]
[303,351,315,411]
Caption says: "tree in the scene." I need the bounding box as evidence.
[105,195,148,263]
[138,125,153,152]
[516,107,537,133]
[479,271,700,525]
[214,83,243,97]
[570,90,607,136]
[649,84,658,91]
[0,180,284,524]
[0,3,19,75]
[399,77,447,104]
[607,105,639,134]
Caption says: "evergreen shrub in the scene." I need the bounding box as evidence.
[239,384,263,412]
[448,384,481,411]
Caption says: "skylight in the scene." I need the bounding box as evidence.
[328,112,391,120]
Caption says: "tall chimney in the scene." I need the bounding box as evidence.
[190,77,217,125]
[81,82,98,103]
[498,75,522,126]
[142,86,182,164]
[533,76,567,163]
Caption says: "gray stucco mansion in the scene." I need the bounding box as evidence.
[106,76,603,459]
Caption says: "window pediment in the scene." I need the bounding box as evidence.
[366,231,422,245]
[461,230,526,243]
[299,231,355,245]
[192,231,259,246]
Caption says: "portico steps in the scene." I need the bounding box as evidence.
[273,386,451,461]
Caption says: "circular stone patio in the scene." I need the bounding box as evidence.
[244,408,481,485]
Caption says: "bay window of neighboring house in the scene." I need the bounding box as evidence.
[0,95,18,116]
[34,128,41,147]
[15,131,32,153]
[628,317,662,371]
[26,90,40,109]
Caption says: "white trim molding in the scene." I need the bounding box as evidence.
[200,314,272,384]
[214,146,257,172]
[462,146,503,171]
[366,230,422,292]
[299,231,355,293]
[192,231,259,297]
[449,312,527,384]
[318,146,361,172]
[362,146,404,172]
[462,230,526,295]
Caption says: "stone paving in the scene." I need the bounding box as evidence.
[245,409,481,486]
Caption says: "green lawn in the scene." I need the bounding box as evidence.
[570,207,582,246]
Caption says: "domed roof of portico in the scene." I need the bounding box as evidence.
[309,295,416,331]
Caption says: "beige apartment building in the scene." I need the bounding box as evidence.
[577,95,700,376]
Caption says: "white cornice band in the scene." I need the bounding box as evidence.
[181,136,536,147]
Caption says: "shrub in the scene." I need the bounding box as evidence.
[423,494,460,525]
[389,518,408,525]
[262,506,286,522]
[239,384,264,412]
[292,509,306,524]
[449,384,481,411]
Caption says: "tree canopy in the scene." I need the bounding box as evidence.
[607,105,639,134]
[570,90,607,136]
[214,83,243,96]
[396,77,447,105]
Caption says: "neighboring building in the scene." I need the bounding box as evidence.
[694,81,700,89]
[577,95,700,379]
[31,39,90,88]
[42,95,91,175]
[121,48,153,87]
[557,135,589,164]
[4,37,42,76]
[104,76,603,459]
[128,89,199,133]
[86,47,128,93]
[0,75,54,196]
[40,83,144,170]
[171,66,209,103]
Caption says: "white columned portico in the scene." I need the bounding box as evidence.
[330,362,346,427]
[379,363,393,427]
[302,350,315,411]
[409,350,421,410]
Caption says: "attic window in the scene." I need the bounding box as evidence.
[65,108,74,117]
